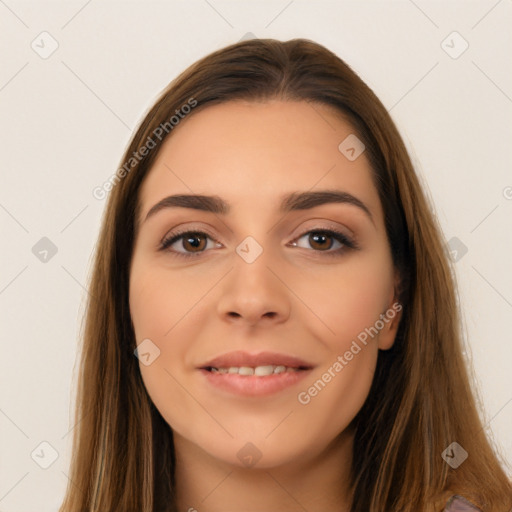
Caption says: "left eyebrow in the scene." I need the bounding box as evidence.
[143,189,374,226]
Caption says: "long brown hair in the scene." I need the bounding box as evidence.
[59,38,512,512]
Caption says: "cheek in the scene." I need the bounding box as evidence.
[291,252,394,351]
[295,345,378,459]
[286,253,391,431]
[129,263,210,436]
[129,262,205,342]
[129,267,196,388]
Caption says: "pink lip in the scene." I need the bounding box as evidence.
[197,350,315,397]
[199,350,314,370]
[199,368,313,397]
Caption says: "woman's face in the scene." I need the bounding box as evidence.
[129,100,401,469]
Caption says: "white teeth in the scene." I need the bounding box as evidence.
[208,364,301,376]
[254,365,274,376]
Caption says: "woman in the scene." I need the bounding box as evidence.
[59,38,512,511]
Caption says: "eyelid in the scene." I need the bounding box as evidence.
[290,219,355,243]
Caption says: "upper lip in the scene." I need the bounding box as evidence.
[199,350,314,370]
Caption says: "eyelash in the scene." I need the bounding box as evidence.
[159,228,358,259]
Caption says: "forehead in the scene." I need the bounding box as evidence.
[137,100,381,222]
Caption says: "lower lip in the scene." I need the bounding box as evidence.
[199,368,313,397]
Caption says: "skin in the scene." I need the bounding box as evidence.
[129,100,402,511]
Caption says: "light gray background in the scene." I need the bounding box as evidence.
[1,1,511,510]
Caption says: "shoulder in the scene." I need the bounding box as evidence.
[443,495,483,511]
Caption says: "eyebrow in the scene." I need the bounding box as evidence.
[143,189,374,225]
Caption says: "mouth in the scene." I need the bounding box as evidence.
[198,351,314,396]
[202,364,310,376]
[199,350,314,371]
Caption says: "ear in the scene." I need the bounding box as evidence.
[377,272,404,351]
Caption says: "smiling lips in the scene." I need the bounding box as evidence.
[198,350,314,396]
[200,350,313,373]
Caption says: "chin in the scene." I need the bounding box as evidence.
[194,433,310,471]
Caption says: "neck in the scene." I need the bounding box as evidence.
[173,428,355,512]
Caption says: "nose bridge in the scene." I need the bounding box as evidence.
[216,233,290,325]
[232,234,279,296]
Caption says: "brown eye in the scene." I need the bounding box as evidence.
[289,229,357,257]
[308,232,336,251]
[160,231,220,257]
[181,233,208,253]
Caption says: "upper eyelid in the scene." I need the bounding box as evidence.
[162,226,350,241]
[161,220,355,243]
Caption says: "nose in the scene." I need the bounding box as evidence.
[216,251,291,328]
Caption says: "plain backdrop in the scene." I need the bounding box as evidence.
[1,1,511,510]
